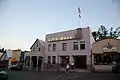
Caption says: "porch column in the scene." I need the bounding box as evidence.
[57,55,60,72]
[37,56,39,70]
[41,58,44,71]
[92,55,94,66]
[69,55,74,64]
[29,56,32,70]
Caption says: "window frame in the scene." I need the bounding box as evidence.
[36,42,39,47]
[48,44,51,51]
[80,43,85,50]
[73,42,78,50]
[62,43,67,51]
[39,47,41,52]
[53,44,56,51]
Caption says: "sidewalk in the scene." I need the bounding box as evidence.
[93,65,112,72]
[45,68,89,73]
[60,68,88,72]
[22,67,90,73]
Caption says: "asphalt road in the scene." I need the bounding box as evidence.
[7,71,120,80]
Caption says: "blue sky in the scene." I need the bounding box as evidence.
[0,0,120,50]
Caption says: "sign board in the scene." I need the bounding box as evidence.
[48,29,83,42]
[103,43,117,52]
[48,36,73,42]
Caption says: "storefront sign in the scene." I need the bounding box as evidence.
[48,36,73,42]
[103,43,117,52]
[48,29,83,42]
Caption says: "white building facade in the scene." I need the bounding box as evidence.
[24,51,31,68]
[30,39,45,70]
[45,27,95,71]
[6,49,13,68]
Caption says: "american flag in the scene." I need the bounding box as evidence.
[78,7,81,18]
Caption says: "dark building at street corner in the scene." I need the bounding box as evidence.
[92,39,120,71]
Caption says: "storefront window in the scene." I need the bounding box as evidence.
[94,54,119,65]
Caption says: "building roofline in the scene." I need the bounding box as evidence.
[12,49,21,51]
[46,27,89,36]
[92,38,120,45]
[24,50,30,52]
[30,38,39,49]
[30,39,45,49]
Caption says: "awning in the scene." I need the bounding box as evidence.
[11,60,16,63]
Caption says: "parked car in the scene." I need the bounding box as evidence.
[11,63,17,70]
[11,62,23,71]
[112,55,120,73]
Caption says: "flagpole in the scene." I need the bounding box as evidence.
[79,16,81,27]
[78,6,81,28]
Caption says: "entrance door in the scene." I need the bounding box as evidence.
[32,56,37,68]
[74,56,86,69]
[60,56,69,68]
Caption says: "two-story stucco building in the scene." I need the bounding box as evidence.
[44,27,95,71]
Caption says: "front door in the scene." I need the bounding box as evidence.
[32,56,37,69]
[60,56,69,68]
[74,56,87,69]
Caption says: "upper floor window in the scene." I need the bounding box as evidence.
[33,48,35,52]
[36,42,39,47]
[48,44,51,51]
[62,43,67,51]
[39,47,41,51]
[80,42,85,50]
[73,42,78,50]
[53,44,56,51]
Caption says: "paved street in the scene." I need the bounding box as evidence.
[7,71,120,80]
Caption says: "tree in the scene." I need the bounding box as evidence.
[0,48,5,53]
[92,31,98,41]
[98,25,108,40]
[92,25,120,41]
[108,27,120,39]
[0,48,6,60]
